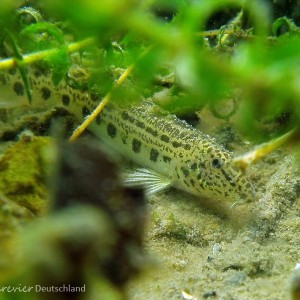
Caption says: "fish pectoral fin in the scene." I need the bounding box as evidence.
[122,168,172,196]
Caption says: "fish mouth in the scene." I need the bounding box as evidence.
[240,179,256,204]
[220,169,236,187]
[222,165,256,203]
[228,176,256,208]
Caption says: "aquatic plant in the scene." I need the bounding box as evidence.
[0,0,300,153]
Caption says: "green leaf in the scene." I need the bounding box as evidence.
[47,47,71,85]
[20,22,66,51]
[5,30,32,103]
[272,17,300,36]
[17,7,43,28]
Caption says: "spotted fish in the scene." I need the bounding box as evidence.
[0,68,255,204]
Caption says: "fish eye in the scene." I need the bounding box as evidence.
[211,158,222,168]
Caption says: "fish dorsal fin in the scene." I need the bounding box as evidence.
[122,168,172,196]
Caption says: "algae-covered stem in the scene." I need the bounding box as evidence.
[0,37,95,71]
[68,61,135,142]
[233,128,299,172]
[69,45,153,142]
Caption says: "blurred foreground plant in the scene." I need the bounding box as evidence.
[0,0,300,145]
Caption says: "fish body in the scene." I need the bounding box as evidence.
[0,68,255,204]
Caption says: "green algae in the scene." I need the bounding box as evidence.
[0,136,54,284]
[0,135,54,215]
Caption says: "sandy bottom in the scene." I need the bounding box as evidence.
[128,148,300,299]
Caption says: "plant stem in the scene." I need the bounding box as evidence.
[0,37,95,70]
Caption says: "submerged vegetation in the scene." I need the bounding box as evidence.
[1,0,300,299]
[0,0,300,143]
